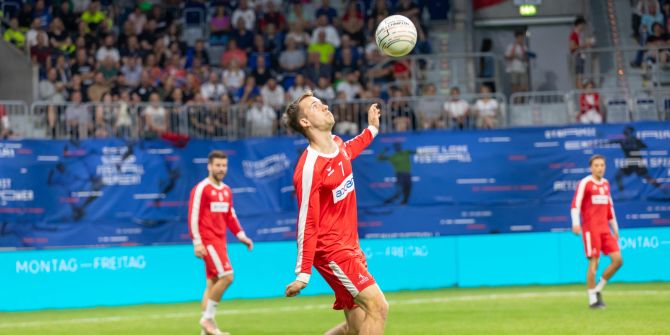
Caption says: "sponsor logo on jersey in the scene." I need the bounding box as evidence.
[591,195,609,204]
[210,201,230,213]
[326,166,334,176]
[357,273,369,285]
[332,173,355,203]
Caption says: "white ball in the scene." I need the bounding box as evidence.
[375,15,417,57]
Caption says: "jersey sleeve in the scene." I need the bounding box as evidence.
[570,179,587,228]
[188,183,207,246]
[225,188,245,238]
[294,153,321,284]
[344,125,378,160]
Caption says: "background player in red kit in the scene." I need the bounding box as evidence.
[571,154,623,309]
[189,150,254,335]
[283,91,388,334]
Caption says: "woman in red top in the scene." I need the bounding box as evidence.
[578,80,603,124]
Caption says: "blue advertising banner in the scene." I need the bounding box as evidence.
[0,122,669,248]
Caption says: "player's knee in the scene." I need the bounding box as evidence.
[219,274,234,286]
[369,296,389,321]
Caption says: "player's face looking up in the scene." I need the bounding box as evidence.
[590,158,605,180]
[299,96,335,131]
[208,158,228,182]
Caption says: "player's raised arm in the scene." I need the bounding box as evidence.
[344,103,381,159]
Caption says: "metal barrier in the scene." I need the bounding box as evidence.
[509,91,569,127]
[575,46,670,88]
[632,89,670,121]
[0,101,30,138]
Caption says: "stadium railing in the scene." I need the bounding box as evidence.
[573,46,670,88]
[508,91,569,127]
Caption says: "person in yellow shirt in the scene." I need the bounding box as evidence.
[3,17,26,49]
[81,1,107,31]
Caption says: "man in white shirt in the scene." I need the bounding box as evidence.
[201,72,228,102]
[311,14,340,48]
[336,71,362,102]
[232,0,256,31]
[505,30,529,94]
[246,95,276,137]
[260,78,285,112]
[443,87,470,130]
[96,34,120,63]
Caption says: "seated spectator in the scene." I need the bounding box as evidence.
[0,105,11,139]
[332,91,359,135]
[26,18,44,48]
[134,71,157,102]
[261,78,285,111]
[186,39,210,68]
[189,94,223,138]
[315,0,338,25]
[49,18,75,55]
[303,52,333,87]
[334,47,361,80]
[3,18,26,49]
[232,0,256,31]
[210,6,231,44]
[220,39,248,68]
[246,95,276,137]
[200,72,227,102]
[285,21,312,48]
[39,68,67,103]
[53,55,72,86]
[341,1,365,46]
[65,91,92,139]
[578,80,603,124]
[88,72,111,102]
[308,31,336,64]
[287,1,316,30]
[443,87,470,130]
[94,92,115,138]
[143,92,168,138]
[336,71,363,102]
[388,88,416,132]
[139,19,159,52]
[265,23,284,60]
[81,1,107,32]
[96,34,121,63]
[417,84,445,129]
[98,56,119,82]
[30,32,52,69]
[286,74,310,102]
[71,49,96,86]
[231,17,255,52]
[473,84,500,129]
[127,5,148,35]
[222,59,246,92]
[279,38,306,73]
[313,76,335,102]
[311,14,340,48]
[54,1,77,32]
[641,2,664,41]
[120,56,143,88]
[258,1,286,32]
[32,0,51,29]
[235,76,260,104]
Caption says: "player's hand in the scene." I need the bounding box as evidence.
[194,244,207,258]
[368,103,381,129]
[572,225,581,236]
[285,280,307,297]
[240,236,254,251]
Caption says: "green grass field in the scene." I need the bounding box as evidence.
[1,283,669,335]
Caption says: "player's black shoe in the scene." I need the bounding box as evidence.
[596,292,606,307]
[589,300,605,309]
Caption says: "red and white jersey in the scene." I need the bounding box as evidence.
[293,126,377,283]
[571,175,616,232]
[188,178,244,245]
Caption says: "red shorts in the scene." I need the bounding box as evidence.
[202,240,233,279]
[315,251,377,310]
[582,230,620,258]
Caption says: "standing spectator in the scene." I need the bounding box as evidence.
[246,95,276,137]
[578,80,603,124]
[0,105,11,139]
[200,72,228,102]
[279,38,307,72]
[417,83,445,129]
[473,84,500,129]
[479,38,496,92]
[341,1,365,46]
[505,30,530,94]
[222,59,246,92]
[3,18,26,49]
[232,0,256,31]
[313,76,335,102]
[570,17,595,89]
[311,14,340,48]
[443,87,470,130]
[261,78,285,112]
[143,92,168,138]
[315,0,338,24]
[65,91,91,139]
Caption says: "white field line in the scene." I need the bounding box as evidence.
[1,290,669,329]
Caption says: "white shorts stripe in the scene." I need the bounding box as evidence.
[206,245,226,277]
[585,231,592,257]
[328,261,360,297]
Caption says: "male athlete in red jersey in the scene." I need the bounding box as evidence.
[189,150,254,335]
[571,154,623,309]
[283,91,388,334]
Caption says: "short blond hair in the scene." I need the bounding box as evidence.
[282,90,314,137]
